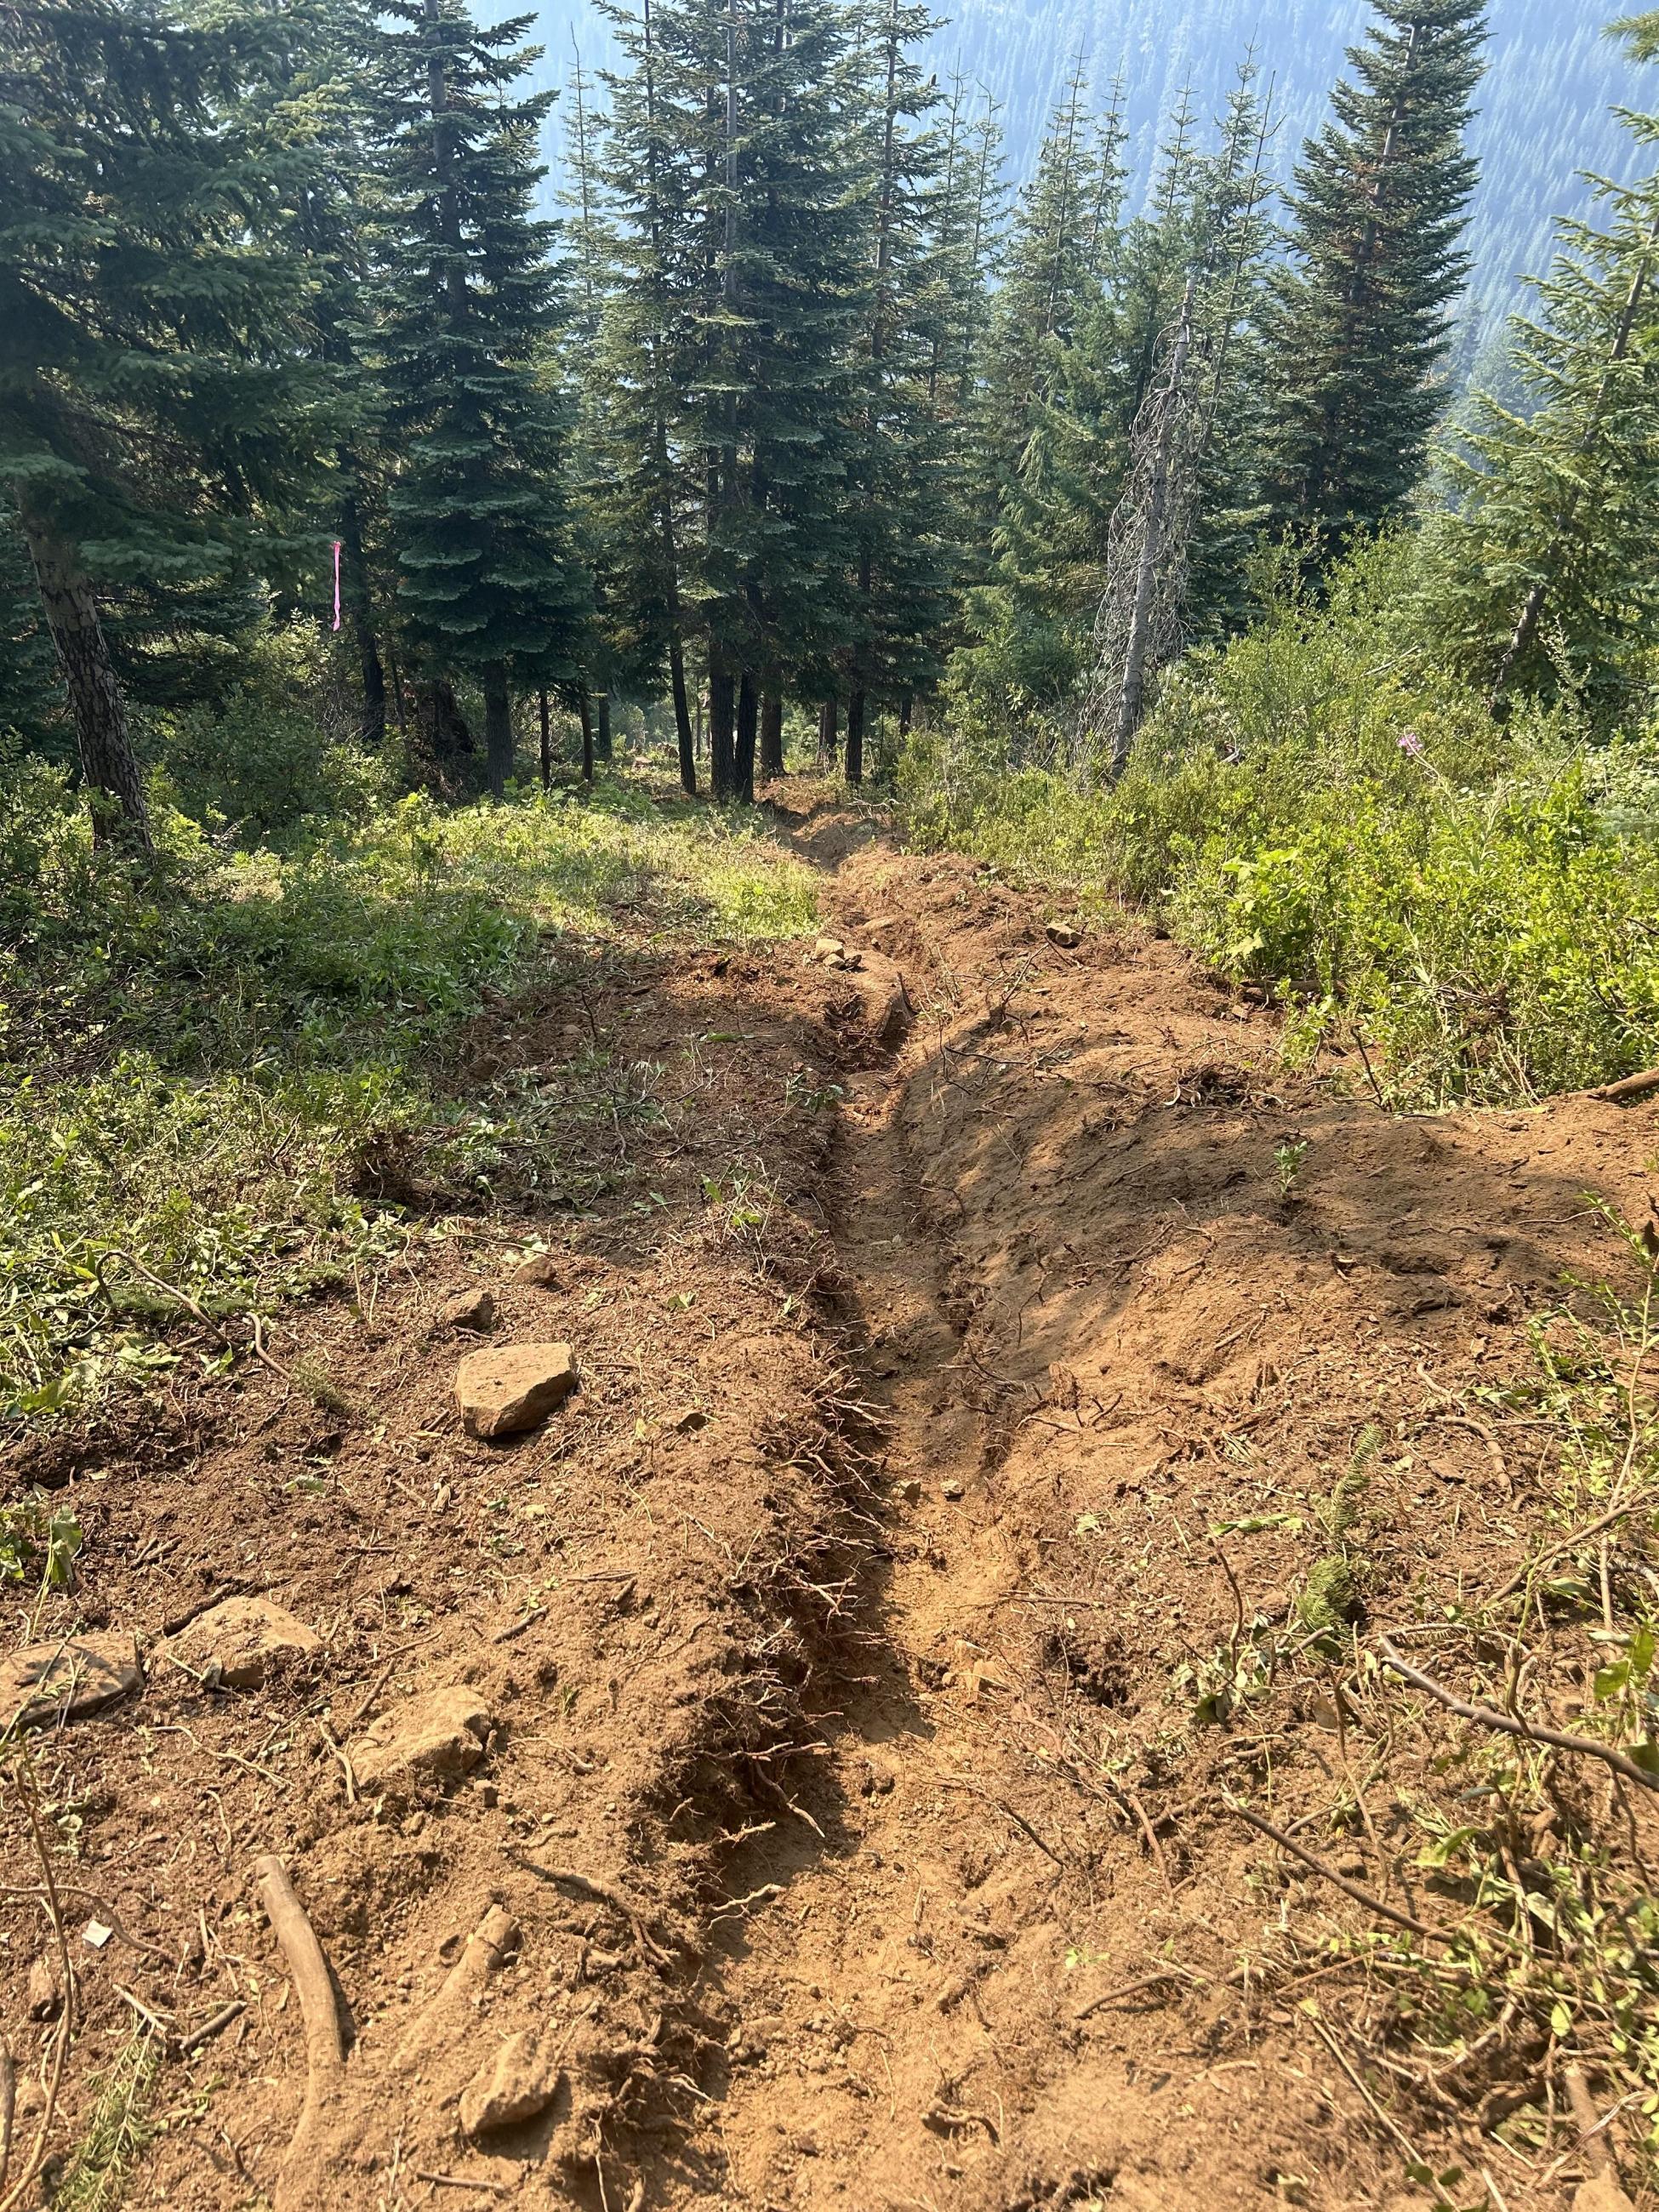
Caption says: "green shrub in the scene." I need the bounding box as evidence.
[904,535,1659,1107]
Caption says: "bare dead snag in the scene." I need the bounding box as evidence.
[254,1855,345,2205]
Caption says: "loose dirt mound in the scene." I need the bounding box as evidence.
[4,796,1656,2212]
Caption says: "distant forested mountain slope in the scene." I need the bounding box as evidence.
[531,0,1641,311]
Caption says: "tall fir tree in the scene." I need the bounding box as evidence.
[370,0,589,796]
[840,0,959,784]
[1262,0,1486,563]
[1426,28,1659,715]
[0,0,339,846]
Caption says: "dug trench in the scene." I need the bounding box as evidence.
[4,795,1659,2212]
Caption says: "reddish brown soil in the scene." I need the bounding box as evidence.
[4,794,1657,2212]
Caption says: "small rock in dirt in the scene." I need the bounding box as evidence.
[940,1478,965,1502]
[813,936,846,962]
[456,1343,579,1440]
[1574,2181,1637,2212]
[27,1954,62,2020]
[668,1405,709,1434]
[351,1685,492,1793]
[1046,921,1081,949]
[440,1286,498,1334]
[459,2030,565,2137]
[0,1633,140,1732]
[892,1478,922,1504]
[167,1597,321,1690]
[512,1253,562,1288]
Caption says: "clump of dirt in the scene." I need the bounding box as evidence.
[7,791,1659,2212]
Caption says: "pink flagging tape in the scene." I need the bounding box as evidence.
[333,539,343,633]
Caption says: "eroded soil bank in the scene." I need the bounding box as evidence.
[4,793,1656,2212]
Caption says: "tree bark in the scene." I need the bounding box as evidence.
[759,687,784,783]
[710,658,737,801]
[846,692,867,788]
[735,670,758,804]
[19,505,152,849]
[1113,278,1195,776]
[818,699,839,770]
[414,678,473,790]
[539,688,553,790]
[579,688,595,784]
[596,691,613,761]
[670,635,697,795]
[338,484,385,745]
[483,664,515,797]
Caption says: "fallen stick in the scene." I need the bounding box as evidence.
[1074,1968,1190,2022]
[505,1855,674,1966]
[177,1999,246,2056]
[411,2176,504,2198]
[254,1853,345,2193]
[1486,1489,1659,1606]
[1224,1799,1450,1943]
[0,2044,13,2195]
[1380,1639,1659,1794]
[1582,1068,1659,1106]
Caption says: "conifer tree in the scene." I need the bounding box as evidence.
[841,0,959,784]
[1426,39,1659,714]
[370,0,589,797]
[1262,0,1486,562]
[0,0,338,846]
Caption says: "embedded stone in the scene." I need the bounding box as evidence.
[351,1686,492,1793]
[459,2030,564,2137]
[0,1633,140,1732]
[456,1343,579,1440]
[440,1287,498,1333]
[168,1597,320,1690]
[512,1253,562,1288]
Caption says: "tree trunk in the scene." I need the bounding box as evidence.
[596,692,613,761]
[483,664,515,797]
[735,670,758,804]
[670,634,697,796]
[19,506,152,850]
[1113,279,1195,776]
[390,653,409,736]
[846,692,866,788]
[579,689,596,784]
[539,688,553,790]
[899,695,913,741]
[760,687,785,782]
[338,484,385,746]
[818,699,839,771]
[414,677,474,793]
[710,658,737,800]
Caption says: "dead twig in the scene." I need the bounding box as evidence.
[1224,1797,1451,1943]
[0,1775,74,2212]
[937,1776,1064,1866]
[505,1856,676,1966]
[1074,1968,1197,2022]
[1582,1067,1659,1106]
[177,2000,247,2056]
[1486,1489,1659,1607]
[1380,1639,1659,1794]
[1304,2012,1422,2164]
[411,2176,505,2198]
[0,2042,14,2196]
[94,1247,289,1381]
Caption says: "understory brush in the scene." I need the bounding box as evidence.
[0,767,815,1422]
[902,539,1659,1107]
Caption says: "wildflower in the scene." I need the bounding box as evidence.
[1397,728,1424,757]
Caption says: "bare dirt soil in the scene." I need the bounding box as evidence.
[5,791,1658,2212]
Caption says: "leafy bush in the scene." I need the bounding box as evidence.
[905,535,1659,1106]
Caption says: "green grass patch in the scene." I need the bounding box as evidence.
[0,767,816,1424]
